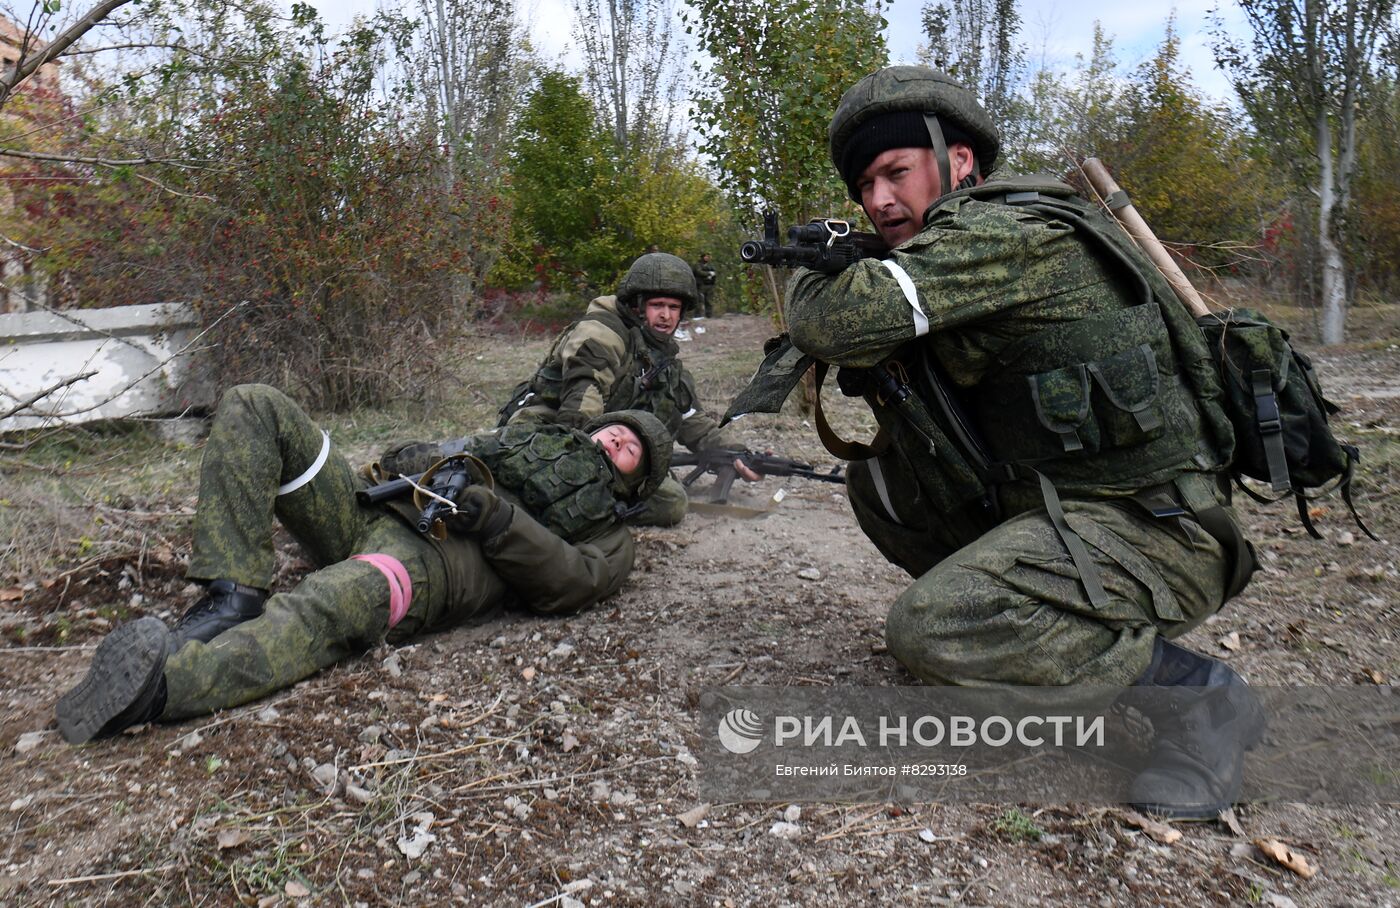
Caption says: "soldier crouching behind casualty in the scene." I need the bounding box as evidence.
[500,252,757,526]
[56,384,671,744]
[784,66,1264,818]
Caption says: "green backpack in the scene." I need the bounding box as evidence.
[1196,308,1373,539]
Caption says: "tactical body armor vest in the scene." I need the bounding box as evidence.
[379,425,626,544]
[848,175,1234,529]
[837,175,1248,601]
[454,425,626,543]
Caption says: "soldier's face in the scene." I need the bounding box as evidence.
[642,296,684,335]
[857,144,976,247]
[857,147,942,247]
[592,424,645,475]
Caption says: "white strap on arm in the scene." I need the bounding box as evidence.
[277,430,331,496]
[880,259,929,337]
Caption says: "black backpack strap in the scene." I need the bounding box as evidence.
[1250,368,1292,493]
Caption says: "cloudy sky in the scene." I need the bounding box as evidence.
[299,0,1248,102]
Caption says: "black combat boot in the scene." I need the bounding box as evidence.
[172,579,267,647]
[1127,638,1267,819]
[56,617,171,744]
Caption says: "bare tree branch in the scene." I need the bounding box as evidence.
[0,371,99,420]
[0,146,226,171]
[0,0,137,110]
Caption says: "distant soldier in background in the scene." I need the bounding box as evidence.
[692,252,718,320]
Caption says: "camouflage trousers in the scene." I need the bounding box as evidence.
[847,459,1236,691]
[163,384,504,721]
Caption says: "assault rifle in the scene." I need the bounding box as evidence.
[672,448,845,504]
[738,210,888,274]
[356,454,486,539]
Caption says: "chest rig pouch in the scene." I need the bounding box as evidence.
[454,426,622,543]
[606,327,687,435]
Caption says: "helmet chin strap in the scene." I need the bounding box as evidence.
[922,112,979,195]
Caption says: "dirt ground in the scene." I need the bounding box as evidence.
[1,308,1398,907]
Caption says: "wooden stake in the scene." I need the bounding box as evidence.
[1080,157,1212,317]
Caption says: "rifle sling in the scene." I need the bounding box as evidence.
[813,361,890,461]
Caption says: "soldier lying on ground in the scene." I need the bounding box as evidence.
[500,252,757,526]
[56,384,671,744]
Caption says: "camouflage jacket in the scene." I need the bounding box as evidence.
[374,425,634,615]
[520,295,730,450]
[786,172,1223,546]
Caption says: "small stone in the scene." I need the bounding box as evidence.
[1230,842,1256,859]
[918,828,937,843]
[15,731,48,754]
[521,666,537,681]
[359,725,385,745]
[285,879,310,897]
[769,821,801,839]
[548,642,575,659]
[382,652,403,677]
[561,731,579,753]
[356,868,375,880]
[563,880,594,893]
[797,567,822,581]
[676,751,698,768]
[311,763,339,793]
[562,898,584,908]
[345,784,374,805]
[402,870,421,885]
[543,788,560,801]
[257,706,281,722]
[9,795,33,811]
[609,790,638,807]
[397,829,436,860]
[504,796,531,820]
[784,805,801,823]
[1337,531,1355,546]
[677,804,710,828]
[1268,894,1299,908]
[589,780,611,802]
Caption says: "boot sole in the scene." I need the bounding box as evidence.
[56,617,170,744]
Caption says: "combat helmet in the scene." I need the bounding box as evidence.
[616,253,698,315]
[828,65,1000,202]
[586,409,673,501]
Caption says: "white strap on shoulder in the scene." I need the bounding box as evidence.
[880,259,928,337]
[278,430,331,496]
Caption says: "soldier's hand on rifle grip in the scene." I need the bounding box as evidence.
[448,485,513,540]
[733,457,761,482]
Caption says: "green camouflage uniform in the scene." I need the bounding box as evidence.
[164,384,634,720]
[786,176,1247,691]
[508,294,733,526]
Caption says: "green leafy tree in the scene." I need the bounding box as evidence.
[1213,0,1399,342]
[684,0,889,313]
[494,70,615,289]
[1100,21,1278,271]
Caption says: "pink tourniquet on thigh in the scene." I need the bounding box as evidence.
[351,554,413,628]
